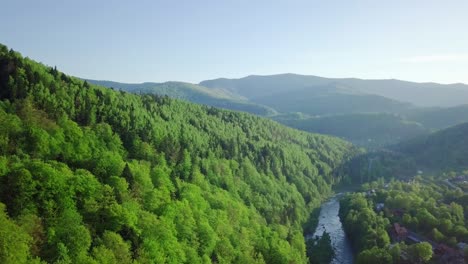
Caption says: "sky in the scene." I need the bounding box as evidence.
[1,0,468,84]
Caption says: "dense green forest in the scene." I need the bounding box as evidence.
[91,75,468,150]
[340,178,468,263]
[87,80,277,116]
[0,44,361,263]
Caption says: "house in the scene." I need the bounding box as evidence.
[435,244,455,255]
[452,175,468,183]
[375,203,385,212]
[456,242,467,251]
[405,230,439,249]
[391,208,404,217]
[434,244,464,264]
[390,223,408,242]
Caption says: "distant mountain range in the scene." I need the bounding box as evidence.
[201,73,468,107]
[88,74,468,148]
[395,121,468,171]
[86,80,277,116]
[273,113,427,148]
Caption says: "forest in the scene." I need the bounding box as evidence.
[86,80,277,117]
[0,43,362,263]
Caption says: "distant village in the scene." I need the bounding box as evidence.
[363,176,468,264]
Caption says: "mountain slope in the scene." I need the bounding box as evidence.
[87,79,277,116]
[201,74,468,107]
[403,104,468,130]
[200,74,332,99]
[274,113,428,148]
[253,84,413,115]
[0,43,360,263]
[395,122,468,170]
[87,79,245,100]
[342,121,468,183]
[201,74,468,148]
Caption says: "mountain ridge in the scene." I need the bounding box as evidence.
[86,79,277,116]
[200,73,468,107]
[89,74,468,148]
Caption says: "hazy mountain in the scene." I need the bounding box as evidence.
[88,76,468,149]
[201,73,468,107]
[274,113,428,148]
[395,122,468,170]
[252,84,413,115]
[200,74,468,148]
[87,80,277,116]
[403,104,468,130]
[201,74,332,99]
[272,104,468,148]
[342,121,468,180]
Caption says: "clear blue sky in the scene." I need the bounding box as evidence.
[2,0,468,84]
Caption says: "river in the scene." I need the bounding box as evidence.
[306,194,354,264]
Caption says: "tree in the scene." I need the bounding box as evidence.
[0,203,33,263]
[49,209,92,261]
[407,242,433,264]
[307,232,334,264]
[431,228,445,242]
[2,168,36,216]
[356,247,392,264]
[416,208,438,231]
[94,231,132,264]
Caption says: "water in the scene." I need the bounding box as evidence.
[306,194,354,264]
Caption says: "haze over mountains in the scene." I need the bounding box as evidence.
[3,0,468,262]
[397,121,468,170]
[200,74,468,107]
[88,74,468,148]
[87,80,276,116]
[2,41,468,263]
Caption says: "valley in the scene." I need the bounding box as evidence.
[90,74,468,149]
[1,43,467,264]
[3,1,468,263]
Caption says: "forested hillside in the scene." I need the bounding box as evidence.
[274,113,427,148]
[404,104,468,131]
[273,108,468,149]
[395,122,468,171]
[87,80,277,116]
[340,120,468,184]
[88,75,468,149]
[0,44,360,263]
